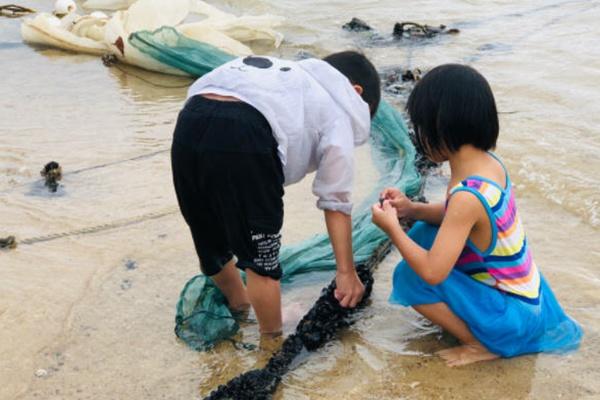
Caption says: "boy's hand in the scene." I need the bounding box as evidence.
[323,210,364,308]
[335,270,365,308]
[380,187,414,218]
[372,200,400,234]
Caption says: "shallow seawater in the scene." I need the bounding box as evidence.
[1,0,600,399]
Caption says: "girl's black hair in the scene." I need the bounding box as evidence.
[406,64,499,158]
[323,51,381,118]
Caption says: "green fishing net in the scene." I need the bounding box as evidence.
[131,27,422,351]
[129,26,236,76]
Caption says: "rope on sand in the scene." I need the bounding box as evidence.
[0,4,35,18]
[68,148,170,175]
[1,206,178,249]
[0,149,170,195]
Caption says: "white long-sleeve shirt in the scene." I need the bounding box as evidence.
[186,56,371,215]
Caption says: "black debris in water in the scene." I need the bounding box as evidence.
[40,161,62,193]
[124,259,138,270]
[342,17,373,32]
[341,18,458,47]
[0,236,17,250]
[392,22,460,39]
[102,54,118,67]
[0,4,36,18]
[380,67,423,97]
[401,69,422,82]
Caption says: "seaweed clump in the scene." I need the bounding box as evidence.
[380,67,423,96]
[393,22,459,39]
[204,245,388,400]
[342,17,373,32]
[40,161,62,193]
[341,18,459,48]
[0,236,17,250]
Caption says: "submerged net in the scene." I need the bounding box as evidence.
[131,27,423,351]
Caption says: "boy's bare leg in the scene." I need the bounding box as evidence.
[413,302,499,367]
[210,259,251,312]
[246,269,282,336]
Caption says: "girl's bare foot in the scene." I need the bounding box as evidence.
[436,344,499,367]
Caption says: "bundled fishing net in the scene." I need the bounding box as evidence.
[130,27,423,351]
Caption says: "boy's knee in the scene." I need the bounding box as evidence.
[198,253,234,277]
[245,266,282,283]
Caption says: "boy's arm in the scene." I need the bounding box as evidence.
[312,117,363,307]
[372,192,480,284]
[324,210,365,308]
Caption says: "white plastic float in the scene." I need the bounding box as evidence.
[21,13,109,55]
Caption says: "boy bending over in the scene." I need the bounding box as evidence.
[171,51,381,337]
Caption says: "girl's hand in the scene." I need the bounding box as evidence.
[380,187,414,219]
[371,200,400,233]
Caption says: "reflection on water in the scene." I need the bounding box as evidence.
[107,64,191,103]
[1,0,599,399]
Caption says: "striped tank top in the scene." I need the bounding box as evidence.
[448,154,541,302]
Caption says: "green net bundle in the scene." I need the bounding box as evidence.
[130,27,423,351]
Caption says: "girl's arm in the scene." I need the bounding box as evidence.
[372,192,480,285]
[411,202,446,225]
[380,187,445,225]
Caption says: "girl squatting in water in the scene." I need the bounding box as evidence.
[372,64,582,366]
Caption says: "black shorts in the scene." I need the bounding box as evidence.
[171,95,284,280]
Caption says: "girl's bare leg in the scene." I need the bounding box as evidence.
[413,302,499,367]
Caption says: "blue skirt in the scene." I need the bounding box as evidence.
[389,221,583,357]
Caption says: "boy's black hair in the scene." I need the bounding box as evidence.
[407,64,499,158]
[323,51,381,118]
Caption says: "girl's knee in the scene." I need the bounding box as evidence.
[393,260,414,285]
[407,221,439,249]
[392,259,442,306]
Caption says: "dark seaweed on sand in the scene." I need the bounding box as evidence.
[204,242,392,400]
